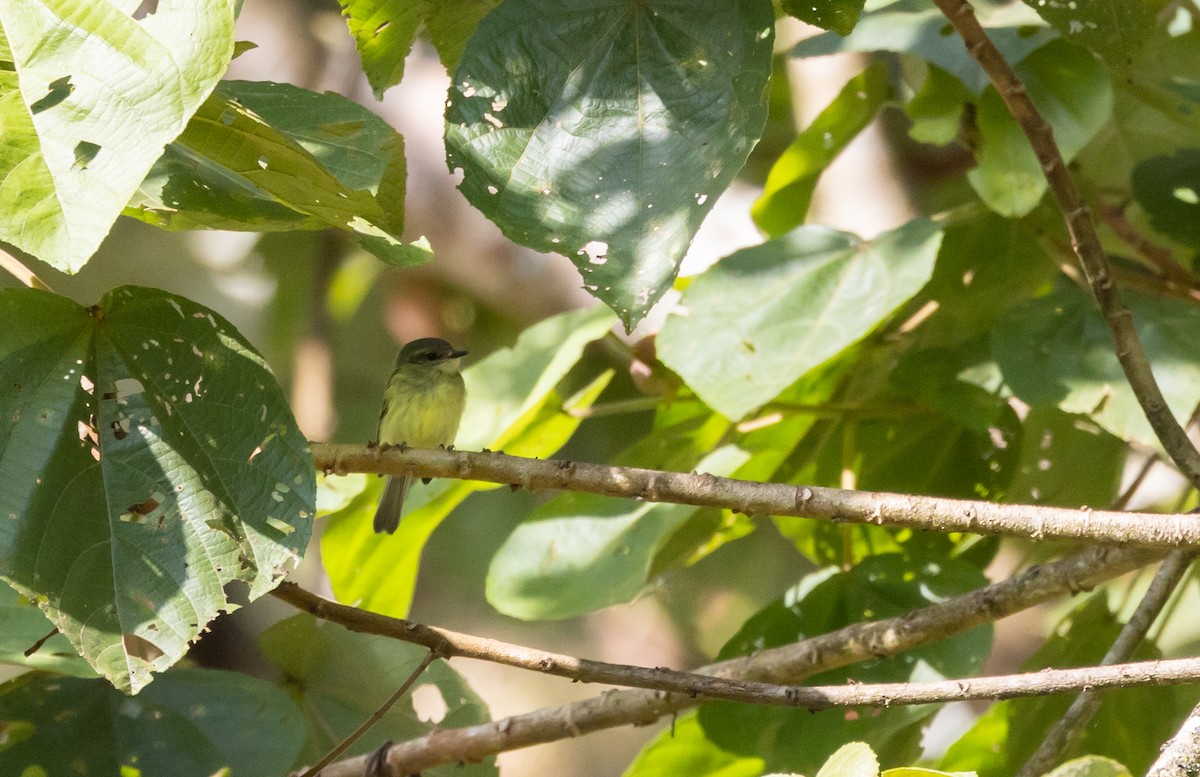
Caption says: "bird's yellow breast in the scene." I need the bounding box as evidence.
[378,371,466,448]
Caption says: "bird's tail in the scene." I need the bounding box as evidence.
[373,476,411,534]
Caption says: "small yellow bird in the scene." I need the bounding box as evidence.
[372,338,468,534]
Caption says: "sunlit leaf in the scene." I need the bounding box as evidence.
[337,0,422,98]
[993,282,1200,449]
[968,41,1112,217]
[752,62,890,238]
[658,219,943,421]
[624,712,765,777]
[791,0,1055,93]
[127,81,423,265]
[0,287,314,692]
[0,0,235,271]
[446,0,774,327]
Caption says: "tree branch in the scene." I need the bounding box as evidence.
[311,444,1200,548]
[930,0,1200,488]
[292,544,1163,776]
[1018,549,1198,777]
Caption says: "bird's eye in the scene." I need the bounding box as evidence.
[425,352,438,361]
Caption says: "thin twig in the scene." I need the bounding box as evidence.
[1017,550,1199,777]
[0,247,52,291]
[1097,200,1199,288]
[310,443,1200,548]
[274,581,1200,714]
[297,650,438,777]
[23,628,58,657]
[930,0,1200,488]
[295,544,1163,776]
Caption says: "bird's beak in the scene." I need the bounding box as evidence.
[451,349,469,359]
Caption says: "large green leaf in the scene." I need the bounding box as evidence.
[1021,0,1164,78]
[127,81,425,266]
[968,41,1113,217]
[0,287,314,693]
[658,219,943,421]
[791,0,1056,93]
[0,1,235,272]
[0,668,305,775]
[424,0,502,71]
[940,594,1196,777]
[260,613,494,774]
[782,0,867,36]
[913,212,1057,348]
[699,555,992,775]
[752,62,890,238]
[904,62,971,147]
[337,0,422,98]
[445,0,774,328]
[992,283,1200,450]
[0,583,96,678]
[623,711,765,777]
[321,306,617,618]
[487,445,749,620]
[1131,149,1200,248]
[1006,407,1124,508]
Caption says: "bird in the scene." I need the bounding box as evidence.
[372,338,468,534]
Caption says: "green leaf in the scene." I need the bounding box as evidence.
[699,555,992,775]
[791,0,1056,93]
[782,0,866,37]
[817,743,879,777]
[1021,0,1165,78]
[992,282,1200,449]
[0,668,306,775]
[337,0,422,98]
[914,212,1057,348]
[0,1,235,272]
[0,584,97,678]
[1131,149,1200,248]
[1006,407,1124,508]
[1044,756,1133,777]
[624,711,766,777]
[904,63,971,147]
[487,445,749,620]
[424,0,502,72]
[658,219,943,421]
[127,81,424,266]
[752,62,890,238]
[941,594,1195,777]
[445,0,775,328]
[968,41,1113,217]
[321,307,616,618]
[260,613,494,774]
[0,287,314,693]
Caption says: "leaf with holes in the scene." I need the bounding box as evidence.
[0,668,305,775]
[445,0,774,328]
[0,286,314,693]
[0,0,236,272]
[127,81,424,266]
[337,0,423,98]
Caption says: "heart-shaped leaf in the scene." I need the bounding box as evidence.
[658,219,943,420]
[446,0,774,328]
[0,286,314,692]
